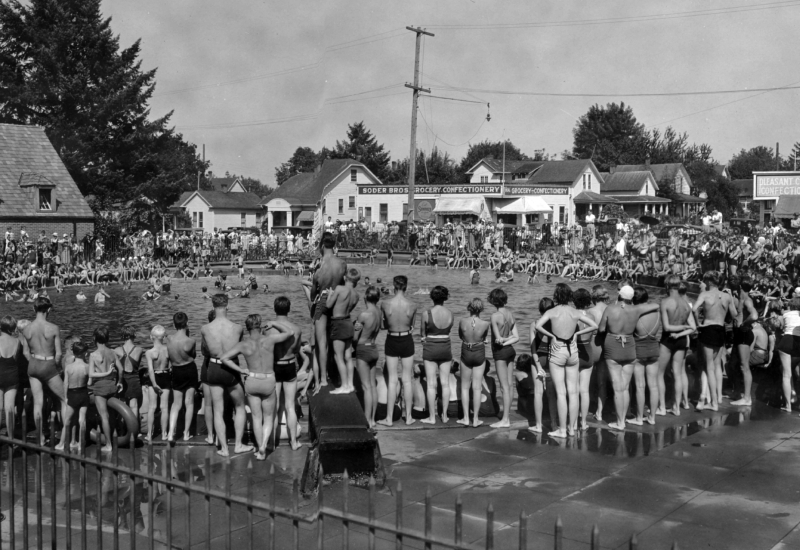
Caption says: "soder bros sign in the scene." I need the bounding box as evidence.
[356,184,569,196]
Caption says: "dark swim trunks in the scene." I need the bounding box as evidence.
[698,325,726,348]
[274,359,297,383]
[385,333,415,359]
[491,344,516,363]
[206,357,239,388]
[660,333,689,353]
[732,326,754,347]
[171,362,198,392]
[330,317,354,341]
[67,387,90,409]
[122,372,142,403]
[28,356,60,383]
[91,377,117,399]
[355,342,379,366]
[460,342,485,368]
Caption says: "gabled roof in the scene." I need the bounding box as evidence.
[208,177,242,193]
[572,191,619,204]
[262,159,377,206]
[615,163,689,184]
[0,123,93,218]
[465,157,545,175]
[730,179,753,197]
[176,190,262,210]
[526,159,596,184]
[601,171,657,193]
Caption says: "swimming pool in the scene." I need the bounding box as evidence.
[1,266,626,359]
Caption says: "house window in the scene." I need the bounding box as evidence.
[38,189,53,211]
[199,212,204,228]
[559,206,565,225]
[349,196,355,209]
[241,213,246,227]
[365,207,372,223]
[338,199,344,214]
[402,203,408,218]
[350,169,357,182]
[192,212,198,227]
[380,203,388,222]
[358,207,363,219]
[322,201,326,215]
[256,212,262,226]
[582,174,586,190]
[480,176,489,183]
[588,174,592,189]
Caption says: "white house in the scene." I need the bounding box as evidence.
[262,159,383,237]
[613,162,706,217]
[171,177,263,231]
[465,157,546,184]
[599,171,670,217]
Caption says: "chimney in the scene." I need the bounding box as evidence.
[391,161,397,171]
[609,163,617,174]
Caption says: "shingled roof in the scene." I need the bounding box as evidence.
[176,190,262,210]
[601,171,656,193]
[0,123,93,218]
[615,163,686,183]
[527,159,597,184]
[208,177,240,193]
[262,159,369,206]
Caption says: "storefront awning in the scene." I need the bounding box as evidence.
[572,191,619,205]
[672,193,706,203]
[295,211,315,222]
[494,196,553,213]
[774,196,800,219]
[433,197,490,219]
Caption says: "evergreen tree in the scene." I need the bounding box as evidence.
[385,147,458,186]
[0,0,206,214]
[274,146,321,186]
[572,102,647,171]
[457,139,530,181]
[330,121,391,181]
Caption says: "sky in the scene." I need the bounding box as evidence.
[104,0,800,186]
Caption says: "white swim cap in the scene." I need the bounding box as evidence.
[619,286,634,300]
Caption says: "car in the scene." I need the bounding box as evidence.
[729,217,758,236]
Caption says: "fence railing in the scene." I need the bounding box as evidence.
[1,412,680,550]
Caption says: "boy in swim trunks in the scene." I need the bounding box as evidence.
[380,275,418,426]
[57,341,90,451]
[326,268,360,394]
[267,296,305,451]
[89,327,124,452]
[166,312,198,442]
[22,296,66,443]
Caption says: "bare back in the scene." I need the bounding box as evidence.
[603,303,654,335]
[271,319,302,361]
[166,332,196,365]
[459,316,490,344]
[357,305,381,345]
[661,295,691,334]
[695,288,734,326]
[201,317,243,358]
[381,295,417,332]
[23,319,59,357]
[312,254,347,300]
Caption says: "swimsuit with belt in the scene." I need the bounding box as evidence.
[274,354,297,383]
[355,335,379,366]
[461,318,486,369]
[422,311,453,363]
[491,315,516,363]
[29,348,60,383]
[205,353,240,388]
[385,326,415,359]
[120,346,143,401]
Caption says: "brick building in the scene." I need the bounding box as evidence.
[0,123,94,240]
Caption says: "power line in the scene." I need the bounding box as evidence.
[175,113,318,130]
[326,90,408,106]
[152,63,318,98]
[430,82,800,98]
[418,108,485,148]
[425,0,800,30]
[325,83,405,102]
[423,94,484,105]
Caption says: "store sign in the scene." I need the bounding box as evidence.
[754,173,800,199]
[415,199,434,221]
[358,185,502,195]
[505,185,569,196]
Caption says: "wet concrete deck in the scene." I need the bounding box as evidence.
[2,399,799,549]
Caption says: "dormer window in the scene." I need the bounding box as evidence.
[350,169,357,182]
[588,174,592,189]
[39,189,52,210]
[645,182,649,194]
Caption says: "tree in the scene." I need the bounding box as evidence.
[330,121,391,181]
[457,139,530,181]
[274,146,320,186]
[685,160,739,219]
[727,146,780,180]
[385,147,458,186]
[0,0,207,216]
[571,102,647,171]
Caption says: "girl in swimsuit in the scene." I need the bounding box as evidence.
[631,287,661,426]
[420,286,454,424]
[457,298,491,428]
[115,326,143,434]
[88,327,124,453]
[573,289,601,431]
[527,298,554,434]
[0,315,23,435]
[144,325,171,442]
[488,288,519,429]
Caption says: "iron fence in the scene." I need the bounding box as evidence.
[1,412,680,550]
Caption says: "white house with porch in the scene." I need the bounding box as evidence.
[171,177,263,231]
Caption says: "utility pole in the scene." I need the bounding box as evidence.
[776,142,780,171]
[405,26,433,223]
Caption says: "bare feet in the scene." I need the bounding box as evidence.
[490,419,511,429]
[441,416,449,424]
[607,422,625,431]
[655,408,667,417]
[376,419,393,428]
[645,416,656,425]
[472,420,483,428]
[457,417,470,426]
[101,444,112,453]
[55,442,65,451]
[405,417,416,426]
[204,435,215,445]
[330,386,354,395]
[290,440,303,451]
[730,398,752,406]
[217,448,230,457]
[670,407,681,416]
[628,418,644,426]
[695,402,706,412]
[234,444,254,454]
[707,404,719,412]
[682,401,691,410]
[421,416,436,425]
[528,425,542,434]
[549,428,567,439]
[254,451,266,461]
[183,432,192,442]
[69,442,80,451]
[781,405,793,412]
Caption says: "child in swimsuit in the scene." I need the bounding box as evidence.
[57,341,90,451]
[88,327,123,453]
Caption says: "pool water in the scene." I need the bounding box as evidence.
[1,266,628,359]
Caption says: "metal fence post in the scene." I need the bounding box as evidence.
[129,439,136,550]
[22,409,29,547]
[554,516,562,550]
[342,469,350,550]
[629,533,638,550]
[112,436,119,550]
[367,476,376,550]
[49,413,57,550]
[485,502,494,550]
[8,410,16,550]
[292,478,300,550]
[96,437,103,550]
[518,510,527,550]
[424,486,432,550]
[246,460,254,550]
[317,466,325,550]
[205,455,212,550]
[454,494,463,547]
[591,524,599,550]
[395,479,403,550]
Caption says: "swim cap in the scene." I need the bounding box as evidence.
[619,286,634,300]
